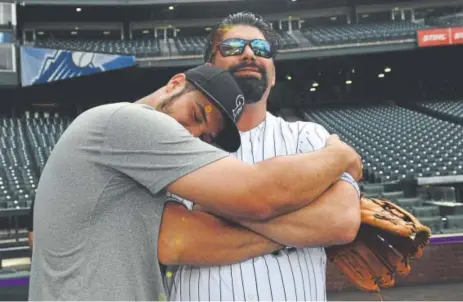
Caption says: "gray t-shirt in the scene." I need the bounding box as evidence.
[28,102,229,301]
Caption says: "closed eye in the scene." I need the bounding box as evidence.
[193,110,202,124]
[196,102,209,125]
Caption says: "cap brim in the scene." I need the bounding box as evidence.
[187,79,242,153]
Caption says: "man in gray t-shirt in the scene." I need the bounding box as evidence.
[29,65,362,301]
[29,65,246,301]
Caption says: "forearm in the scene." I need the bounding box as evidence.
[251,146,352,220]
[239,180,361,248]
[28,232,33,249]
[158,203,282,266]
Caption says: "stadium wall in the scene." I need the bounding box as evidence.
[1,241,462,300]
[0,72,18,86]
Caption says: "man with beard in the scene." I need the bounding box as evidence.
[166,12,362,301]
[28,64,361,301]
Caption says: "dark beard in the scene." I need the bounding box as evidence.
[229,63,268,104]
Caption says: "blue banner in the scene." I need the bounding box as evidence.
[20,47,136,86]
[0,32,13,43]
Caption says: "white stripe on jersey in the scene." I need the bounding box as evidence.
[166,112,329,301]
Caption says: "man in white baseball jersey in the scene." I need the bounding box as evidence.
[165,12,362,301]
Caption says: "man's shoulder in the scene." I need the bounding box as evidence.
[268,112,327,133]
[86,102,156,118]
[70,102,176,145]
[266,112,330,152]
[74,102,131,123]
[88,102,177,130]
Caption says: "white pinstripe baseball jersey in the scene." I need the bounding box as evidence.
[166,112,331,301]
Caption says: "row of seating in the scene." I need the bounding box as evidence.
[303,104,463,184]
[0,115,71,210]
[417,100,463,123]
[33,30,301,57]
[34,38,163,57]
[276,31,299,49]
[431,15,463,27]
[302,21,429,46]
[174,36,207,56]
[31,20,434,56]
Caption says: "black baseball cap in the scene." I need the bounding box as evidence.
[184,64,245,152]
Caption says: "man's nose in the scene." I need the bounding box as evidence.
[241,44,256,60]
[188,125,212,141]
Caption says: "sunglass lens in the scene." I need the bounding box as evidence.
[220,39,246,56]
[250,40,272,58]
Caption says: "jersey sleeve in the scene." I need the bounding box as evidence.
[101,104,230,195]
[296,121,360,197]
[296,122,330,153]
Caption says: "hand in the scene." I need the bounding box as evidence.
[347,157,363,182]
[326,135,363,181]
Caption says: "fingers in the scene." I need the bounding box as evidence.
[326,134,340,145]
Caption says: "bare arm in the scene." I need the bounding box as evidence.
[105,106,360,223]
[158,202,283,266]
[236,180,361,248]
[27,199,34,248]
[167,138,360,222]
[158,179,359,266]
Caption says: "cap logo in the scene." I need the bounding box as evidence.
[232,95,245,122]
[205,104,213,114]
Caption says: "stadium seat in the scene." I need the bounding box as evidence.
[418,216,444,234]
[381,191,404,201]
[444,214,463,233]
[417,100,463,123]
[276,31,299,49]
[412,205,440,218]
[396,197,423,211]
[174,36,206,56]
[362,183,384,197]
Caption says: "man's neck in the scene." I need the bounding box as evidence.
[135,90,162,108]
[237,100,267,132]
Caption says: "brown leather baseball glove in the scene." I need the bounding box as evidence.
[325,195,432,292]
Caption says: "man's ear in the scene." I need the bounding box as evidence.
[165,73,187,93]
[270,63,276,87]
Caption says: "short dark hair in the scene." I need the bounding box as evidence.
[156,81,195,112]
[203,11,279,62]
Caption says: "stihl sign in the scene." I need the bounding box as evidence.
[417,27,463,47]
[452,27,463,44]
